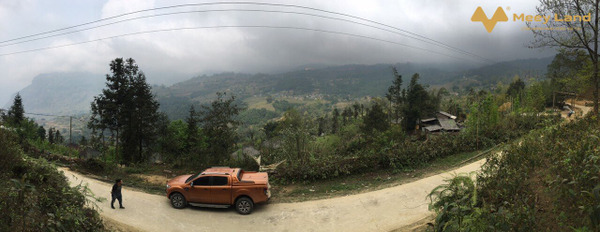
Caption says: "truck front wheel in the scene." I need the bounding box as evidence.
[235,197,254,215]
[170,193,187,209]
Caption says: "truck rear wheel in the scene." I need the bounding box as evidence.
[235,197,254,215]
[170,193,187,209]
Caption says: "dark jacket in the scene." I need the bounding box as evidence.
[111,183,122,196]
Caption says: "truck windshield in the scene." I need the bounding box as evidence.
[185,173,201,183]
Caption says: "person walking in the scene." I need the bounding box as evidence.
[111,179,125,209]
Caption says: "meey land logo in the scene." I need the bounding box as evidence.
[471,7,508,33]
[471,6,591,33]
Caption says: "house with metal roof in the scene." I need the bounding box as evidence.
[420,111,461,133]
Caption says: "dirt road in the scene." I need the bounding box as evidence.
[60,158,486,232]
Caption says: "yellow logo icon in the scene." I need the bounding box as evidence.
[471,7,509,33]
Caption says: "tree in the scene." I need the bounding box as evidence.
[402,73,432,132]
[317,116,326,136]
[156,119,188,163]
[89,58,160,163]
[386,67,404,122]
[352,102,360,119]
[530,0,600,116]
[263,121,279,139]
[506,76,526,99]
[525,82,548,112]
[342,107,352,125]
[361,102,389,134]
[185,105,199,150]
[200,92,242,164]
[331,108,339,134]
[121,62,160,163]
[37,126,45,141]
[48,128,55,144]
[7,93,24,127]
[466,94,499,142]
[547,49,591,104]
[278,109,313,164]
[89,58,130,160]
[54,130,63,144]
[79,136,88,146]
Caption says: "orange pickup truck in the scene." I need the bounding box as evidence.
[166,167,270,214]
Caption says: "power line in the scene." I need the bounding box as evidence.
[0,8,493,63]
[0,108,84,120]
[0,109,85,144]
[0,8,486,63]
[0,25,481,63]
[0,2,492,62]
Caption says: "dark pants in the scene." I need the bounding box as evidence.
[111,194,123,208]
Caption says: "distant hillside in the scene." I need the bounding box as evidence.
[4,72,105,116]
[8,57,554,119]
[446,57,553,90]
[153,63,453,119]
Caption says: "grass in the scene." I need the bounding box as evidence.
[244,96,276,111]
[29,139,79,157]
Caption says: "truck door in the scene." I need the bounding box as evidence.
[189,176,211,203]
[209,176,232,205]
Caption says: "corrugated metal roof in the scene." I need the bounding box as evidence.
[438,111,457,120]
[424,125,443,132]
[439,119,460,131]
[421,118,437,123]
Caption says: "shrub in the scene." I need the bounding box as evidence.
[429,117,600,231]
[0,129,104,231]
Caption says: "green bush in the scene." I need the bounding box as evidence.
[0,129,104,231]
[270,114,558,182]
[429,117,600,231]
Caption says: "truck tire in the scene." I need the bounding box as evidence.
[170,193,187,209]
[235,197,254,215]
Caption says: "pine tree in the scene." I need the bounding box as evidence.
[54,130,63,144]
[386,67,404,123]
[342,107,352,125]
[185,105,199,150]
[352,102,360,119]
[331,108,339,134]
[402,73,431,132]
[361,102,389,134]
[89,58,160,163]
[79,136,88,146]
[37,126,45,141]
[317,116,325,136]
[200,92,242,164]
[48,128,55,144]
[121,60,160,163]
[7,93,25,127]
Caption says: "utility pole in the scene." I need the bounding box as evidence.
[69,116,72,145]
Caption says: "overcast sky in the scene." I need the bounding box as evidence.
[0,0,556,105]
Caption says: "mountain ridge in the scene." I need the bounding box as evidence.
[6,57,553,119]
